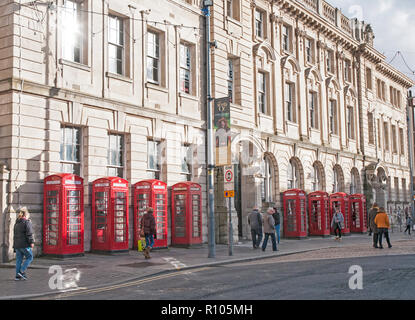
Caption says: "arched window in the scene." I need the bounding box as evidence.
[350,169,360,194]
[288,159,299,189]
[311,163,322,192]
[261,156,274,203]
[333,167,339,193]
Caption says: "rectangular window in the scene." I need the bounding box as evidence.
[147,31,160,84]
[305,38,314,64]
[384,122,389,151]
[226,0,240,21]
[181,144,193,181]
[255,10,264,38]
[377,119,382,148]
[62,0,85,64]
[329,100,338,135]
[258,72,267,114]
[309,91,318,129]
[60,126,81,176]
[366,68,372,90]
[344,59,352,83]
[392,125,397,154]
[394,177,400,201]
[399,128,405,155]
[368,112,375,145]
[147,140,161,179]
[377,79,382,99]
[327,50,334,74]
[108,15,125,75]
[285,82,295,122]
[228,59,234,104]
[282,25,291,52]
[180,43,192,94]
[347,106,355,140]
[107,134,124,178]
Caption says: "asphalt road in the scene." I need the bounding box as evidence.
[46,253,415,300]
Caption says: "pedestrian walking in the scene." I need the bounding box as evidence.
[13,208,34,281]
[262,208,277,252]
[140,207,156,259]
[374,207,392,249]
[368,203,380,248]
[272,207,281,244]
[248,207,263,249]
[331,207,344,241]
[404,215,412,235]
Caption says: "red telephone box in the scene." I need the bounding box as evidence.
[43,174,84,257]
[330,192,351,235]
[133,180,168,249]
[350,194,367,233]
[171,182,203,246]
[92,177,129,253]
[283,189,307,239]
[308,191,330,237]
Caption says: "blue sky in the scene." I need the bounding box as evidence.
[329,0,415,82]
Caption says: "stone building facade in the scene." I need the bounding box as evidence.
[0,0,207,262]
[0,0,413,262]
[211,0,414,243]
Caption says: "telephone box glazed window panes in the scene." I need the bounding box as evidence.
[95,192,108,243]
[114,192,127,243]
[175,194,186,238]
[192,194,201,238]
[66,190,81,245]
[286,200,296,232]
[46,190,59,246]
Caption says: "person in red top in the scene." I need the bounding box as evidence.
[140,207,156,259]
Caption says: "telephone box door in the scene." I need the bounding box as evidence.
[44,174,84,257]
[350,194,367,233]
[308,192,330,237]
[283,189,307,239]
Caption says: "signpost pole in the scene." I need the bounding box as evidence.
[228,197,233,256]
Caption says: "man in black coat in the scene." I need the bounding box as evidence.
[13,208,35,280]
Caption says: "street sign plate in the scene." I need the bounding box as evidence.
[224,190,235,198]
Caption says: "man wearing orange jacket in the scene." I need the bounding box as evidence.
[374,207,392,249]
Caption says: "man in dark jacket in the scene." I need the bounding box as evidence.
[140,207,156,259]
[273,207,281,244]
[13,208,34,280]
[248,207,263,249]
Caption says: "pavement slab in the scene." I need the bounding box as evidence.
[0,232,413,300]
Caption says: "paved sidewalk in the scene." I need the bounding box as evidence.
[0,232,413,300]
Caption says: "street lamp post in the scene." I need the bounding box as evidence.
[203,0,216,258]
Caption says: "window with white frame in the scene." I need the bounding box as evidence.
[329,99,338,135]
[62,0,85,64]
[309,91,319,129]
[226,0,240,21]
[255,9,265,38]
[285,82,295,122]
[399,128,405,155]
[282,25,291,52]
[228,59,235,103]
[147,31,160,84]
[344,59,352,83]
[258,71,267,114]
[288,159,299,189]
[107,133,124,178]
[333,167,340,193]
[311,163,322,192]
[180,43,192,95]
[326,50,334,74]
[383,122,389,151]
[60,126,82,176]
[261,156,274,203]
[181,144,193,181]
[392,125,398,154]
[108,15,125,75]
[366,68,372,90]
[368,112,375,145]
[305,38,314,64]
